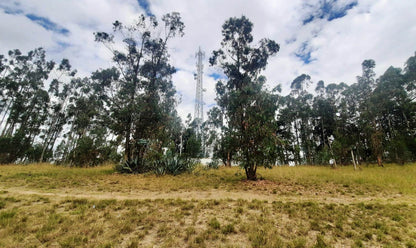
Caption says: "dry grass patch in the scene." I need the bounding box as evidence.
[0,191,416,247]
[1,163,416,247]
[1,163,416,198]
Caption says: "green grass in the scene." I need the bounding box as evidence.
[0,163,415,247]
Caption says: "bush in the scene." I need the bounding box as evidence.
[207,159,220,169]
[154,156,196,176]
[115,152,196,176]
[25,144,45,163]
[67,137,99,166]
[314,146,332,165]
[67,137,121,167]
[0,132,31,164]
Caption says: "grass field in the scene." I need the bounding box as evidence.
[0,163,416,247]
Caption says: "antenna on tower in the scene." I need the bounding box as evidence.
[194,47,205,123]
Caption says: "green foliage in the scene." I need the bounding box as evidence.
[207,159,220,169]
[94,13,184,165]
[0,132,30,164]
[152,155,196,176]
[210,16,280,179]
[115,157,142,174]
[182,115,202,159]
[66,137,120,167]
[115,151,196,176]
[1,17,416,168]
[24,144,44,163]
[314,146,332,165]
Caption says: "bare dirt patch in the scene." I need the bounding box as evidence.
[2,185,415,206]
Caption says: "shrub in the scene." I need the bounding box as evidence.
[115,152,196,175]
[207,159,220,169]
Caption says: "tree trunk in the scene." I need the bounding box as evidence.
[0,100,12,128]
[351,149,357,170]
[294,119,301,164]
[245,165,257,181]
[125,128,131,162]
[40,126,55,162]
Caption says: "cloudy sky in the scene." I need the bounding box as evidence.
[1,0,415,121]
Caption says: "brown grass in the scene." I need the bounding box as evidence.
[0,163,415,247]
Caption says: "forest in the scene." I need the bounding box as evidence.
[1,13,415,180]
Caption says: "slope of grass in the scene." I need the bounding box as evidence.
[1,163,415,196]
[0,163,416,247]
[0,194,415,247]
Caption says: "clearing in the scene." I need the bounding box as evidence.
[0,163,415,247]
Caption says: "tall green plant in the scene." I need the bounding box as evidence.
[210,16,280,180]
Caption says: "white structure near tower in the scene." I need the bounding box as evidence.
[194,47,205,123]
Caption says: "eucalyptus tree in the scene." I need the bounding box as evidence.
[94,13,184,170]
[205,106,237,166]
[0,48,55,163]
[39,59,77,162]
[404,52,416,97]
[311,81,338,164]
[373,66,416,163]
[210,16,280,180]
[55,69,122,166]
[356,60,385,166]
[66,76,110,165]
[275,95,295,165]
[280,74,314,164]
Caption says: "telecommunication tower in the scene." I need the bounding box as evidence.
[194,47,205,123]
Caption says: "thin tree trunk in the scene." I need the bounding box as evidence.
[0,100,12,128]
[294,119,301,164]
[40,125,55,162]
[3,120,15,136]
[125,129,131,162]
[351,149,357,170]
[1,120,10,136]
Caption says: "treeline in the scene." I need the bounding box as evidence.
[0,14,415,180]
[202,16,416,180]
[206,51,416,168]
[0,13,194,171]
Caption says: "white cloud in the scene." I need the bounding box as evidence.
[0,11,55,52]
[0,0,415,122]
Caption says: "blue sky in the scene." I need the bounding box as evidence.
[0,0,415,120]
[137,0,153,16]
[302,0,358,24]
[25,14,70,35]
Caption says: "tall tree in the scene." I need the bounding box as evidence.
[210,16,280,180]
[311,81,338,165]
[356,60,385,166]
[0,48,55,163]
[94,13,184,170]
[39,59,77,162]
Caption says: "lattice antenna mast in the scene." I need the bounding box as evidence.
[194,47,205,123]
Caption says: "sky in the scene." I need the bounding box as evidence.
[1,0,415,122]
